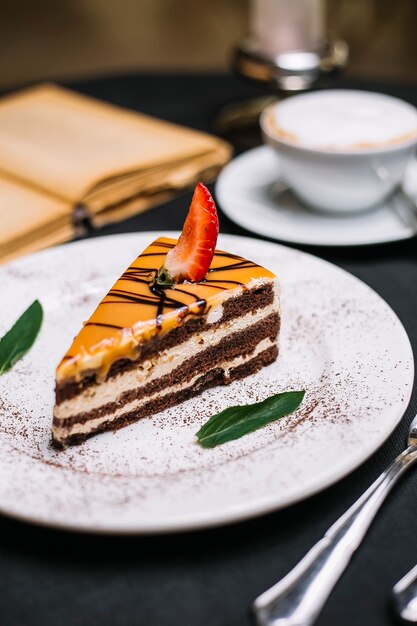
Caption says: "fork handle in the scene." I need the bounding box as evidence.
[253,445,417,626]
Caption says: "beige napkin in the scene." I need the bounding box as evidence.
[0,84,231,263]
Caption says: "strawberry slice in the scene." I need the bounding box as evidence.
[156,182,219,285]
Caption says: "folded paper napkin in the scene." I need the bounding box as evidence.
[0,84,232,263]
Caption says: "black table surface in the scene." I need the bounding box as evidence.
[3,73,417,626]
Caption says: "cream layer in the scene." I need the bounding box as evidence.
[55,295,279,420]
[52,338,274,440]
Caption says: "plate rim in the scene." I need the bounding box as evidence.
[0,232,414,534]
[215,145,416,248]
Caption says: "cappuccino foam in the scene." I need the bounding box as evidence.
[270,90,417,151]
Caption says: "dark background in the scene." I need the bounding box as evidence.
[1,72,416,626]
[1,0,417,87]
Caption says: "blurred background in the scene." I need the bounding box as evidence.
[1,0,417,88]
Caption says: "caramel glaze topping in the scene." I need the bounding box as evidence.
[56,237,276,383]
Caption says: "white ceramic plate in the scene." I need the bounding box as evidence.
[0,233,413,533]
[215,146,417,247]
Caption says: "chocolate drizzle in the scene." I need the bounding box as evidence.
[93,250,249,322]
[56,237,276,381]
[108,247,259,327]
[149,280,168,328]
[84,322,123,330]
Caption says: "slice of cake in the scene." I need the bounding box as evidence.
[53,184,280,447]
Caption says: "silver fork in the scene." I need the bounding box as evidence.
[253,412,417,626]
[393,563,417,622]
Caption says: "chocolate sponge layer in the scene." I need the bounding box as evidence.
[53,345,278,448]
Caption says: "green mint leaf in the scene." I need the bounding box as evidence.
[0,300,43,375]
[196,390,305,448]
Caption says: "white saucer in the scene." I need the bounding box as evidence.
[215,146,417,247]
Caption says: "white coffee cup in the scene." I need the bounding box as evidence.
[261,90,417,213]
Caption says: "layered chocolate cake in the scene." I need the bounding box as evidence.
[53,185,280,447]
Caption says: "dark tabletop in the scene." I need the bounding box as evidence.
[2,73,417,626]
